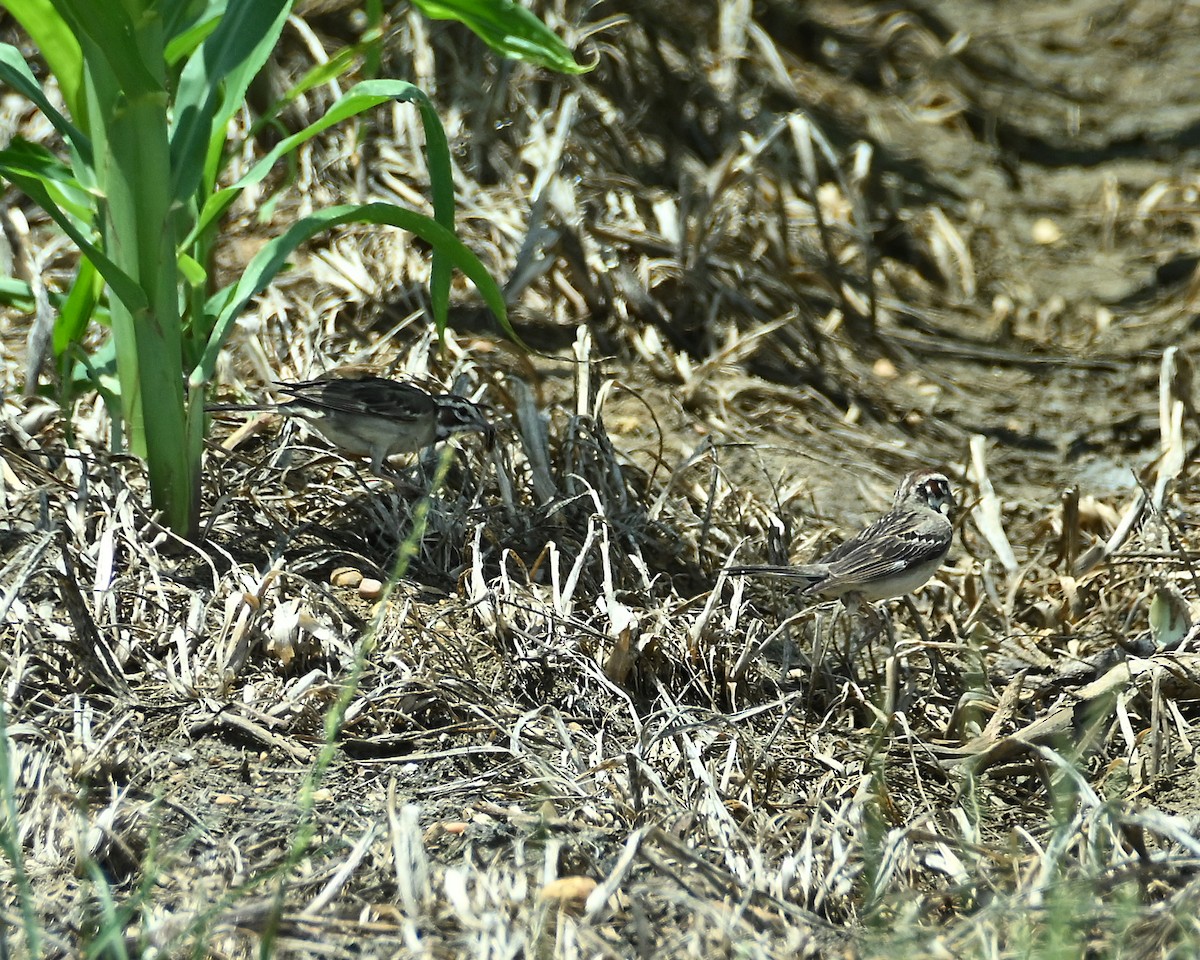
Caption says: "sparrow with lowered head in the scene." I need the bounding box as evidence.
[727,469,956,602]
[210,374,494,478]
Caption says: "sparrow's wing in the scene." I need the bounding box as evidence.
[277,377,434,421]
[817,512,896,565]
[817,511,951,587]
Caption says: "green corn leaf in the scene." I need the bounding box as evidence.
[0,276,35,311]
[0,5,83,121]
[162,9,223,66]
[0,148,146,313]
[186,80,449,248]
[171,0,291,205]
[66,337,118,393]
[193,202,515,386]
[53,258,103,356]
[0,43,90,160]
[411,0,590,74]
[254,38,369,126]
[0,139,95,224]
[52,0,162,98]
[183,76,459,331]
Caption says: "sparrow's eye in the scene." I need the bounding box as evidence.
[924,479,948,500]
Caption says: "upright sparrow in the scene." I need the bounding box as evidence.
[727,469,955,602]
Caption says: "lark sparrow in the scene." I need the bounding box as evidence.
[210,374,494,477]
[727,469,955,602]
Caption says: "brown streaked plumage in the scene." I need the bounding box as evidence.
[209,374,493,476]
[727,469,955,602]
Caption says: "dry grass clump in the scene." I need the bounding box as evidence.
[7,0,1200,957]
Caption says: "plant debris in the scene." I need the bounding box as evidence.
[5,1,1200,956]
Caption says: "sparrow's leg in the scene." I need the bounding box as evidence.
[899,594,949,693]
[840,593,892,684]
[837,592,868,671]
[360,445,423,494]
[863,600,891,660]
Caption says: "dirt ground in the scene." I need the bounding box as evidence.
[6,1,1200,957]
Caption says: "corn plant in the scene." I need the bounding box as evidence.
[409,0,592,71]
[0,0,583,538]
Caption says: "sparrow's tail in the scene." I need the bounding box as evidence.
[723,564,829,590]
[206,403,280,414]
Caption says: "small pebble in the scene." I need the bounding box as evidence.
[873,357,897,379]
[358,578,384,600]
[538,876,597,908]
[1031,217,1062,244]
[330,567,363,588]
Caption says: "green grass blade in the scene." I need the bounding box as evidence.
[410,0,590,74]
[193,202,515,386]
[81,858,131,960]
[0,702,43,957]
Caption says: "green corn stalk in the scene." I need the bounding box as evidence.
[82,3,194,532]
